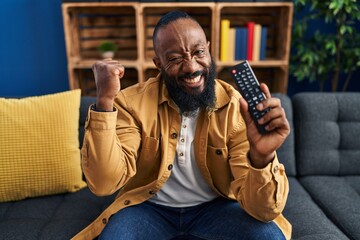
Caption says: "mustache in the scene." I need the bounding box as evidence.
[178,70,204,80]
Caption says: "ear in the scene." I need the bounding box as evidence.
[153,56,162,71]
[207,41,211,49]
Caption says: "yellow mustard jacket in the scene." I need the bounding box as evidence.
[73,75,291,240]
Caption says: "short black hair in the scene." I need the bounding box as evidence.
[152,10,199,52]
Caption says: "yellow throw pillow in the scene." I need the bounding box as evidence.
[0,89,87,202]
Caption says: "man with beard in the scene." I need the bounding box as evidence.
[74,10,291,240]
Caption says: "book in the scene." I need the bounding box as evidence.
[228,28,236,62]
[246,22,255,60]
[252,24,262,61]
[235,27,247,60]
[220,19,231,62]
[260,26,268,60]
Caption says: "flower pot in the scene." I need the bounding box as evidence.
[101,51,115,59]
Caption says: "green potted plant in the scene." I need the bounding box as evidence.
[290,0,360,91]
[98,41,118,59]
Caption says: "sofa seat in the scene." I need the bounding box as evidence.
[300,176,360,240]
[0,188,116,240]
[284,177,348,240]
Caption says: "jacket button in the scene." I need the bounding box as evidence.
[168,164,173,170]
[216,149,222,155]
[124,200,131,205]
[171,133,178,139]
[149,190,155,195]
[102,218,107,224]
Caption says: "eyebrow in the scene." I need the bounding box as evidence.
[164,43,207,56]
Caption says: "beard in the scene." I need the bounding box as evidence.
[162,60,216,114]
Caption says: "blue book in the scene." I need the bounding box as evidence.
[260,26,268,60]
[235,27,248,60]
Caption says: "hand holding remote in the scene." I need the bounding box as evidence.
[229,61,290,168]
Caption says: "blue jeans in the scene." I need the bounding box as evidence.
[99,197,285,240]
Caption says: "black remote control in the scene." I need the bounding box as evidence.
[229,61,271,134]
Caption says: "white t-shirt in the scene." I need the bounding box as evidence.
[149,110,219,207]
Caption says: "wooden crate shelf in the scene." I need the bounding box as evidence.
[62,2,293,95]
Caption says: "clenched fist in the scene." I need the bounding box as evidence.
[92,59,125,111]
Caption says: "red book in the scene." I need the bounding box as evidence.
[246,22,255,61]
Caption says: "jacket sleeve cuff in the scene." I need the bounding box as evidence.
[85,104,118,130]
[247,152,282,184]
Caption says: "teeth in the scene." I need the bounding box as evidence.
[184,75,201,84]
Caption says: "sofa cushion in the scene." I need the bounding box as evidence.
[284,177,349,240]
[0,187,116,240]
[300,176,360,240]
[293,93,360,176]
[0,90,86,202]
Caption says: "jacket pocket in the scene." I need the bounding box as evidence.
[206,145,232,196]
[141,136,159,151]
[136,136,161,179]
[207,145,228,160]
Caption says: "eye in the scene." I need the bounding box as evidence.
[168,56,182,63]
[194,49,206,57]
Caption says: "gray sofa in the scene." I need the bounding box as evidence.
[0,92,359,240]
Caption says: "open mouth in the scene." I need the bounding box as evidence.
[181,74,205,91]
[183,75,202,84]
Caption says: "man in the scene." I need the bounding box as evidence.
[73,10,291,240]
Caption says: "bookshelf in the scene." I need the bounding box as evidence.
[62,2,293,95]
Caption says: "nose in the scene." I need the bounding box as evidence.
[181,57,199,74]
